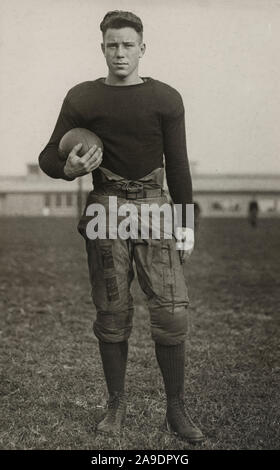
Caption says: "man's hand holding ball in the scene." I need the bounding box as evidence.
[58,128,103,179]
[64,143,103,179]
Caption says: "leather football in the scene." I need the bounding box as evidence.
[58,128,103,160]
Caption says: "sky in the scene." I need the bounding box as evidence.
[0,0,280,176]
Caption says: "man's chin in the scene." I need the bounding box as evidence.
[114,71,129,78]
[109,67,130,76]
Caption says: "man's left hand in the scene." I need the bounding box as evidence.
[175,227,195,264]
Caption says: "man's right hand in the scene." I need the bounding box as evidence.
[63,143,103,179]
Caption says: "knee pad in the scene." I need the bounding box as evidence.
[150,305,189,345]
[93,308,133,343]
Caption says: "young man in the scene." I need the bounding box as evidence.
[39,10,203,444]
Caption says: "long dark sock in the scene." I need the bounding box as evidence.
[155,341,185,400]
[98,340,128,395]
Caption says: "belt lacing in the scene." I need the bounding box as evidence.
[121,181,144,193]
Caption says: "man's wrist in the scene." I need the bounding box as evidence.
[175,227,194,252]
[175,227,194,242]
[63,164,76,181]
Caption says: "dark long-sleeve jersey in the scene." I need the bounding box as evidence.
[39,77,193,225]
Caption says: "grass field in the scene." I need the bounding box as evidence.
[0,217,279,450]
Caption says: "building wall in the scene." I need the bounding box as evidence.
[43,192,77,217]
[0,191,89,217]
[3,193,44,216]
[193,192,280,217]
[0,190,280,217]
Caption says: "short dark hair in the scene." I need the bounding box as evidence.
[100,10,143,41]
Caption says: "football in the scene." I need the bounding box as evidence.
[58,128,103,160]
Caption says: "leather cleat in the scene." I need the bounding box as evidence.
[164,396,204,444]
[96,392,126,436]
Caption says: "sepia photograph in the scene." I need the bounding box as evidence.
[0,0,279,458]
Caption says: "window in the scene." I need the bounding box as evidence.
[66,193,73,207]
[211,201,223,211]
[44,194,50,207]
[56,194,62,207]
[211,200,240,212]
[223,200,240,212]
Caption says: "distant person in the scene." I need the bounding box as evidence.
[248,200,259,227]
[194,202,201,231]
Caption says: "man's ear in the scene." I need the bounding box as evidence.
[101,43,105,55]
[139,43,146,58]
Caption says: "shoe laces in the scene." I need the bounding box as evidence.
[107,393,125,414]
[168,397,196,427]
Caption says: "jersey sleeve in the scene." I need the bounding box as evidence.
[38,94,82,180]
[160,88,193,227]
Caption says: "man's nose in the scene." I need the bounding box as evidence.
[116,45,125,57]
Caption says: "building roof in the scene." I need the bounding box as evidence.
[192,174,280,193]
[0,173,92,193]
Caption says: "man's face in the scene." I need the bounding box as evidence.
[101,27,145,80]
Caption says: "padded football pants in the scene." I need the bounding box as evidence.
[77,168,190,346]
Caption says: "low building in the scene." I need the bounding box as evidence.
[192,173,280,217]
[0,164,279,217]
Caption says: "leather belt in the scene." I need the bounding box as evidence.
[94,180,163,199]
